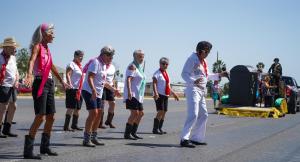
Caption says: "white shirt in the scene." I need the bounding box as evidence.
[153,69,170,96]
[82,59,106,98]
[181,52,219,91]
[0,54,18,87]
[66,61,83,89]
[123,63,146,103]
[106,64,115,86]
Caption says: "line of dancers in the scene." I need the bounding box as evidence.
[0,23,227,160]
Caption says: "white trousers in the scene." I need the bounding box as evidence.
[180,87,208,142]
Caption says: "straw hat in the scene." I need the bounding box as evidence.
[0,37,20,48]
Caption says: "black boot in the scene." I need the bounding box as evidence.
[131,123,143,139]
[63,114,73,131]
[152,118,162,135]
[0,125,7,138]
[71,115,83,131]
[124,123,137,140]
[158,119,167,134]
[105,112,116,128]
[2,122,18,137]
[40,133,58,156]
[98,112,106,129]
[23,135,41,159]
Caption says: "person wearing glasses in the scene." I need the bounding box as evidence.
[180,41,227,148]
[0,37,20,138]
[81,46,120,147]
[123,49,146,140]
[152,57,179,135]
[63,50,84,131]
[23,23,70,159]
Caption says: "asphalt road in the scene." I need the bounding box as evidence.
[1,98,300,162]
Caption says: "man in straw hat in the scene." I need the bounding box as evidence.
[0,37,20,138]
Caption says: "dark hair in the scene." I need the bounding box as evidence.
[74,50,84,57]
[274,58,279,62]
[196,41,212,53]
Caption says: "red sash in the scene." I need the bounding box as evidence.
[160,69,171,96]
[202,59,208,77]
[196,53,208,77]
[97,56,109,81]
[0,52,9,85]
[37,44,53,98]
[75,61,83,101]
[77,56,108,98]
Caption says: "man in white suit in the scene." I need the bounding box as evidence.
[180,41,227,148]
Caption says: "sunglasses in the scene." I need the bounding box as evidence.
[161,62,168,66]
[105,54,114,58]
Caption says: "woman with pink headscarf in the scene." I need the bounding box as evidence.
[23,23,70,159]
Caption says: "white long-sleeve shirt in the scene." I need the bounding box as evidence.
[181,52,219,91]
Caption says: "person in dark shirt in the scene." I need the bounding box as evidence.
[268,58,282,99]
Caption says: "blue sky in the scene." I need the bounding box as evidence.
[1,0,299,84]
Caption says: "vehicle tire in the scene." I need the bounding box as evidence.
[297,100,300,112]
[288,95,296,114]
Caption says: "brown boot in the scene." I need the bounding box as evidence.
[105,112,116,128]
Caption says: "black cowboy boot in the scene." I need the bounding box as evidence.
[105,112,116,128]
[2,122,18,137]
[152,118,162,135]
[63,114,73,131]
[0,125,7,138]
[124,123,137,140]
[158,119,167,134]
[71,115,82,131]
[40,133,58,156]
[180,140,196,148]
[91,132,105,146]
[98,112,106,129]
[23,135,41,159]
[131,123,143,139]
[83,132,96,147]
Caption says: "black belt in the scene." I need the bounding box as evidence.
[35,76,42,79]
[35,76,52,80]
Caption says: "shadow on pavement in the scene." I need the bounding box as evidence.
[17,128,64,132]
[107,131,154,135]
[48,143,83,147]
[126,143,181,148]
[72,136,125,140]
[0,154,23,160]
[99,137,126,140]
[53,125,84,129]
